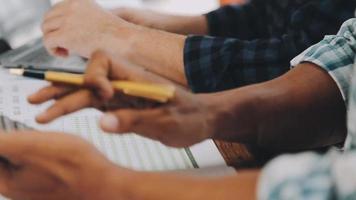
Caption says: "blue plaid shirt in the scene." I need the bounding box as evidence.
[258,19,356,200]
[184,0,356,93]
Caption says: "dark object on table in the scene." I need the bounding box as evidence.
[0,39,11,54]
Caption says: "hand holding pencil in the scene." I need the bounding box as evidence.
[27,51,179,123]
[11,69,175,103]
[28,51,215,147]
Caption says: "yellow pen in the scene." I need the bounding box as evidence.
[9,69,175,103]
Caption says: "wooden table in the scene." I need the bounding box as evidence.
[216,141,336,170]
[215,141,277,170]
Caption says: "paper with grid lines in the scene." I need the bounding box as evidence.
[0,79,233,173]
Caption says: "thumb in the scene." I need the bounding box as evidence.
[0,156,11,195]
[100,109,164,134]
[85,51,115,100]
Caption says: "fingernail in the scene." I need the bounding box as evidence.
[36,113,48,123]
[27,94,35,101]
[101,114,119,132]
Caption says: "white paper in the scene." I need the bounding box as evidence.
[0,75,234,174]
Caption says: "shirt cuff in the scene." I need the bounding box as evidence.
[290,36,354,104]
[290,18,356,104]
[183,35,224,93]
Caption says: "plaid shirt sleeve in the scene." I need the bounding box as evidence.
[184,36,292,93]
[258,19,356,200]
[184,0,356,93]
[291,18,356,103]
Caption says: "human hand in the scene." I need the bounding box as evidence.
[42,0,136,58]
[0,131,260,200]
[0,132,132,200]
[29,51,218,147]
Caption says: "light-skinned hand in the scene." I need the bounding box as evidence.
[0,132,133,200]
[0,132,260,200]
[42,0,136,58]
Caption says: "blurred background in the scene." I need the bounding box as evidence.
[0,0,50,48]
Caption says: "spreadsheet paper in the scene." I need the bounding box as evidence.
[0,79,233,173]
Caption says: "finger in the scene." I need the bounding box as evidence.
[102,108,199,147]
[0,131,91,159]
[28,85,75,104]
[0,132,74,163]
[110,7,132,19]
[0,154,13,194]
[36,90,96,124]
[0,133,40,161]
[0,166,9,196]
[41,16,63,35]
[100,108,168,136]
[43,31,68,57]
[85,51,114,100]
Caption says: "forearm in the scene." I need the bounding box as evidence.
[114,8,208,35]
[118,25,188,86]
[153,15,208,35]
[110,168,259,200]
[208,63,346,150]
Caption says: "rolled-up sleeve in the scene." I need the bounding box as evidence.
[184,1,355,93]
[184,35,292,93]
[291,18,356,103]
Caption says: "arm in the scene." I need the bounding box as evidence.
[0,132,259,200]
[29,52,345,151]
[114,169,259,200]
[224,17,356,147]
[259,20,356,199]
[42,0,354,92]
[208,62,346,150]
[111,1,267,38]
[113,0,356,92]
[112,7,208,35]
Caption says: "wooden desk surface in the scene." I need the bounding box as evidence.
[215,141,275,170]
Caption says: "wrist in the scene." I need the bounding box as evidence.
[99,17,140,58]
[110,171,212,200]
[105,170,164,200]
[92,163,137,200]
[98,164,138,200]
[118,25,188,86]
[203,87,261,143]
[163,15,208,35]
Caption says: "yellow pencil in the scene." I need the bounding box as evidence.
[9,69,175,103]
